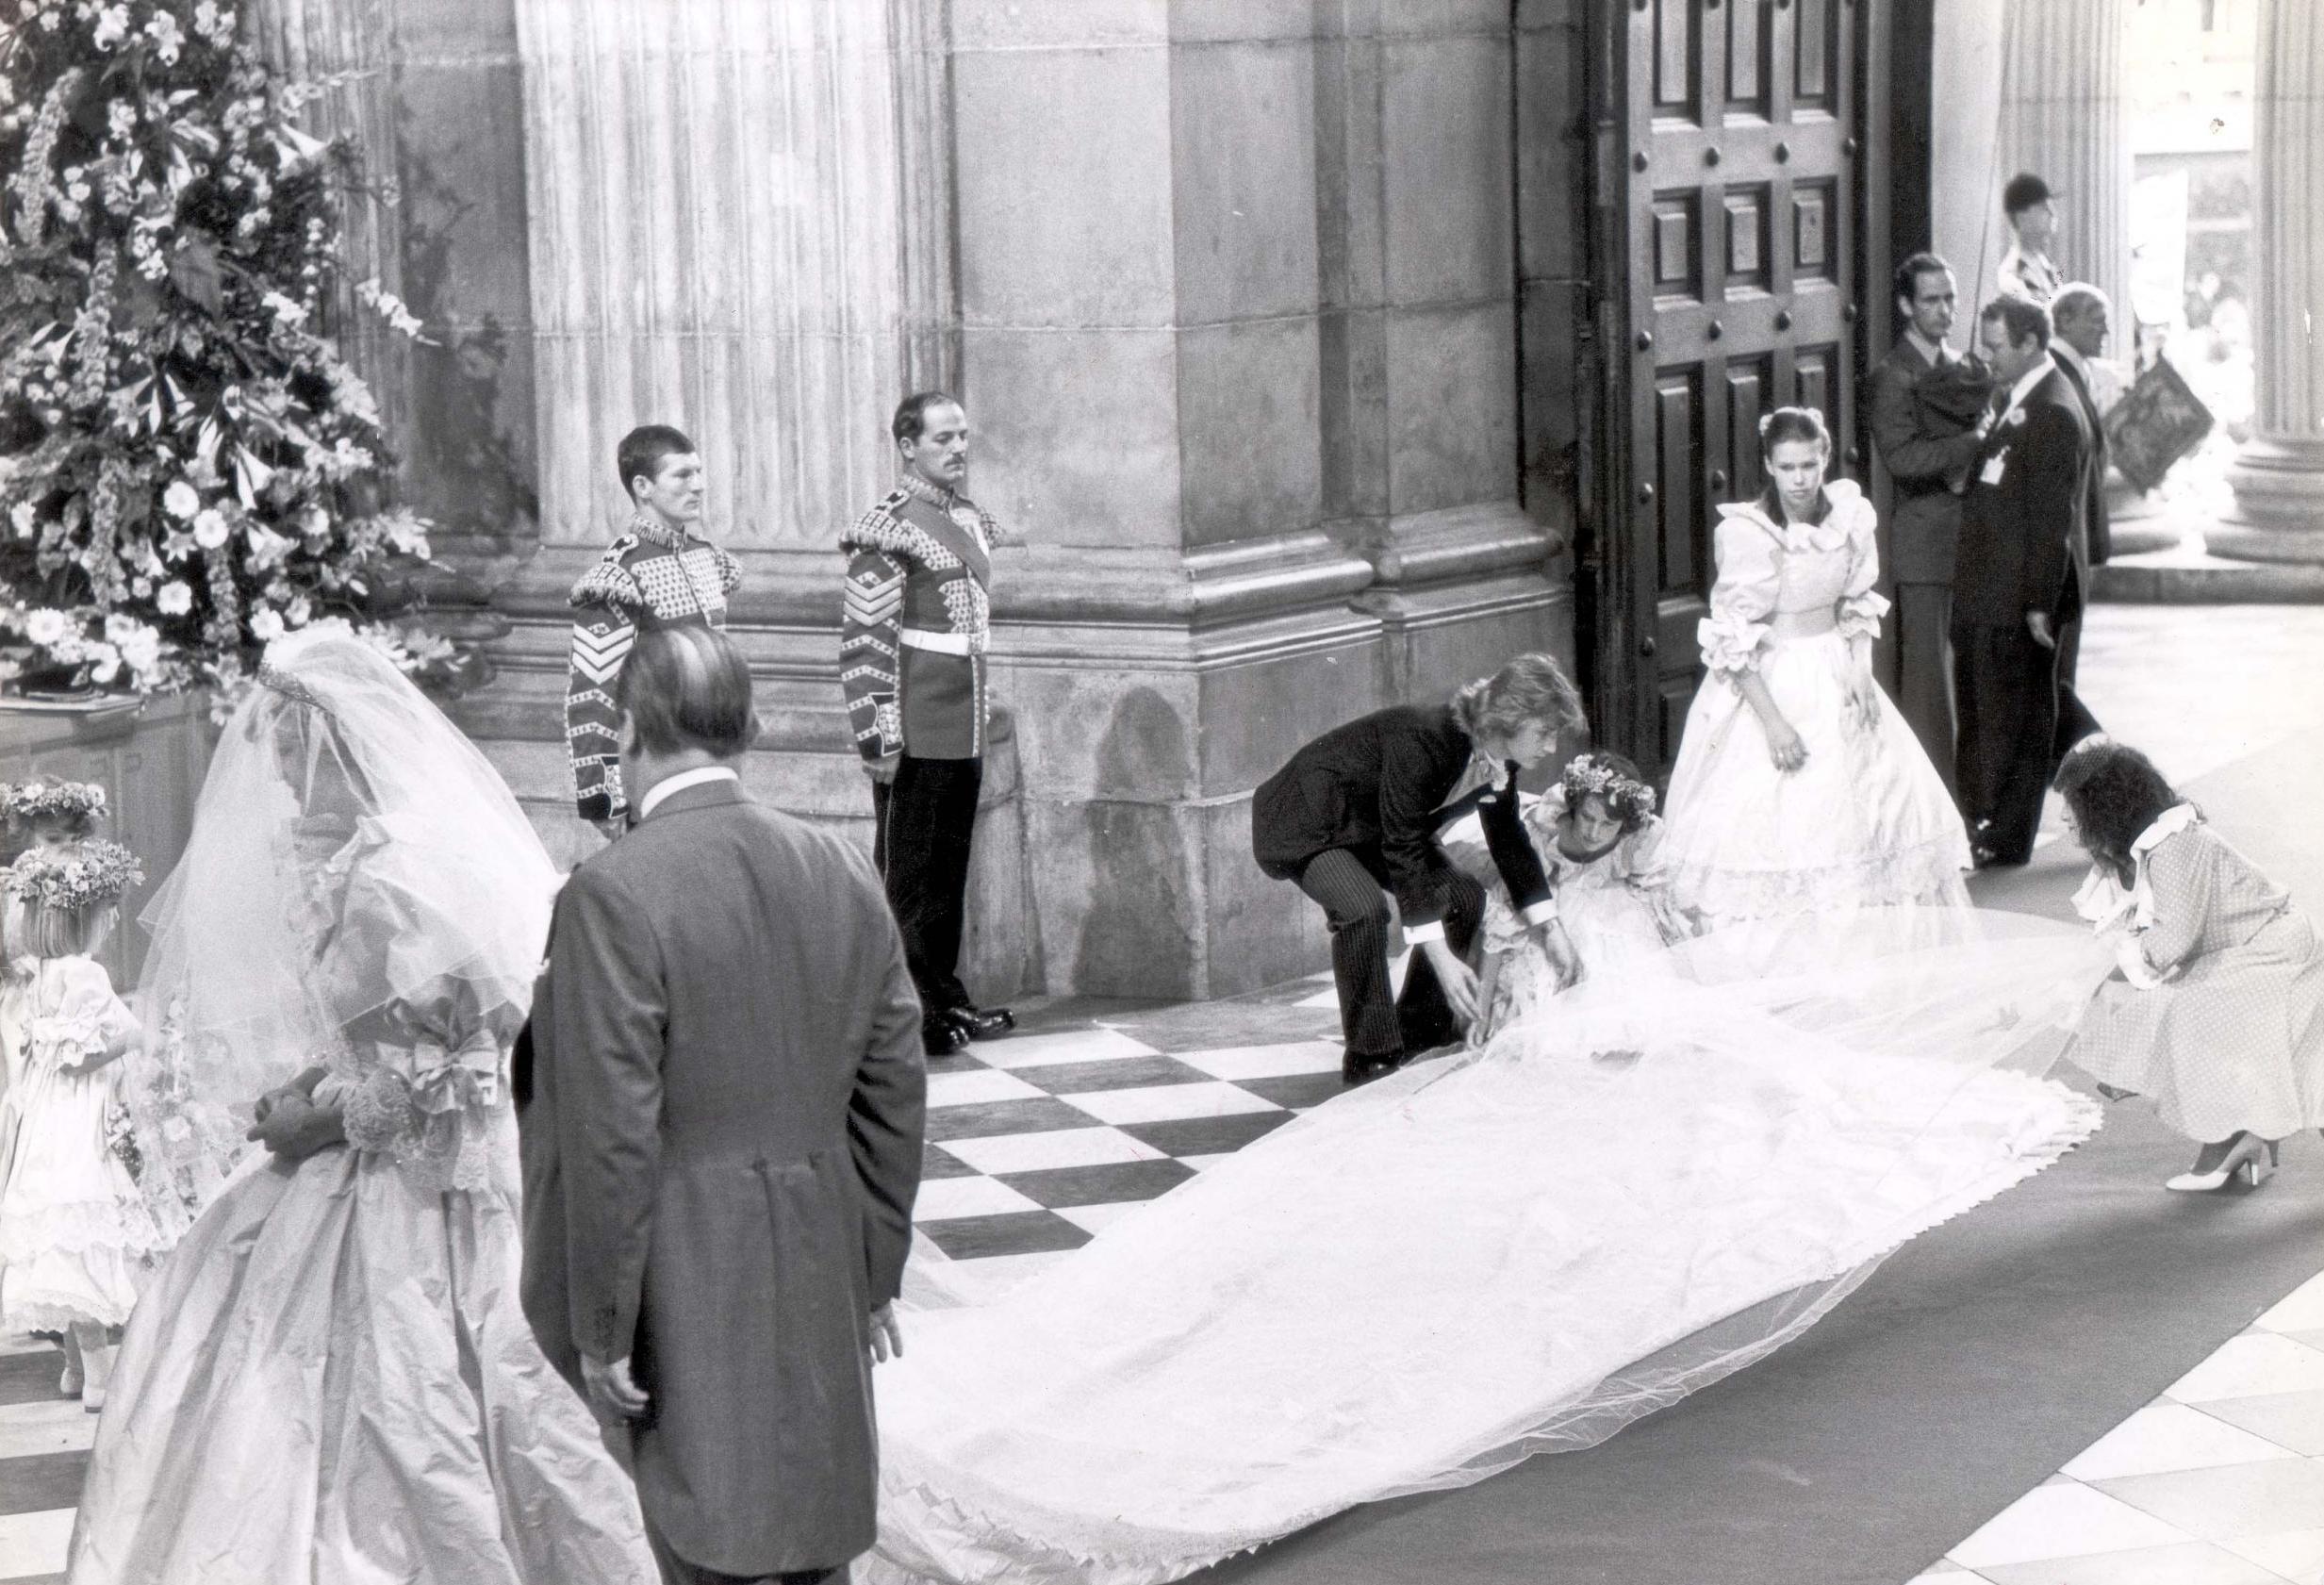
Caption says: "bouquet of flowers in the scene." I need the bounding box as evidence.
[0,0,458,703]
[105,1096,143,1180]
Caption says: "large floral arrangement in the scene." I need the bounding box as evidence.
[0,0,455,702]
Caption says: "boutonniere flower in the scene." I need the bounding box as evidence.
[2003,408,2028,429]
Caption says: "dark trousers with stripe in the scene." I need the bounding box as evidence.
[1952,621,2101,863]
[1294,847,1483,1063]
[873,754,981,1015]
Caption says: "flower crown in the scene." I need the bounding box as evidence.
[1,779,107,827]
[5,839,145,914]
[1561,754,1657,819]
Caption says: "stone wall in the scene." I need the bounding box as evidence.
[298,0,1586,1002]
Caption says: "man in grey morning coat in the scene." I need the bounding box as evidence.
[517,623,927,1585]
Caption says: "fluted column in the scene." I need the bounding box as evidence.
[1996,0,2130,319]
[245,0,408,448]
[2212,0,2324,563]
[512,0,932,549]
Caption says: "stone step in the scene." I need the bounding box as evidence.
[2092,545,2324,604]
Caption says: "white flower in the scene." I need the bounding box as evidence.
[155,581,193,616]
[24,608,72,646]
[161,479,199,520]
[191,507,230,550]
[242,523,292,570]
[130,576,152,599]
[91,2,126,47]
[249,608,285,642]
[285,595,312,628]
[143,9,181,62]
[8,502,32,537]
[107,100,135,140]
[118,624,161,675]
[260,290,307,328]
[88,641,123,685]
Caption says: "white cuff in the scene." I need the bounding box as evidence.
[1402,920,1446,946]
[1519,900,1559,928]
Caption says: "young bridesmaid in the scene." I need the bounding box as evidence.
[1472,751,1697,1044]
[0,839,159,1408]
[2058,739,2324,1192]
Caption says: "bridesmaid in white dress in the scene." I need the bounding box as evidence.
[1661,406,1970,926]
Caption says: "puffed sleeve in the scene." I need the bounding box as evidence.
[1836,505,1891,643]
[2122,830,2217,986]
[25,959,139,1066]
[1697,517,1783,676]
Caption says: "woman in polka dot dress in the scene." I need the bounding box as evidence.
[2058,740,2324,1192]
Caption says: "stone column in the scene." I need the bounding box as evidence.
[1996,0,2130,320]
[1317,5,1565,702]
[510,0,933,553]
[2212,0,2324,564]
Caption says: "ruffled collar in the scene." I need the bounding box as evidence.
[1721,478,1868,554]
[2071,803,2200,934]
[2131,802,2200,858]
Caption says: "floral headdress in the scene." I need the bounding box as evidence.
[5,839,144,914]
[1,778,107,827]
[1561,752,1657,826]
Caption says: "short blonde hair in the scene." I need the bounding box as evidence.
[1450,652,1587,748]
[22,900,108,960]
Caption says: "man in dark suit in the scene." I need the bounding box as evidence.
[1953,295,2104,868]
[1866,252,1993,784]
[519,625,927,1585]
[1251,654,1582,1085]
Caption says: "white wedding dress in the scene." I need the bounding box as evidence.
[865,910,2113,1585]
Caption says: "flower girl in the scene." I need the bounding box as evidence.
[1472,751,1698,1043]
[0,839,160,1409]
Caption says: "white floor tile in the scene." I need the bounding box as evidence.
[0,1396,96,1461]
[2221,1527,2324,1584]
[939,1126,1167,1176]
[925,1067,1048,1108]
[977,1029,1162,1070]
[1976,1539,2286,1585]
[1054,1200,1157,1236]
[1061,1081,1284,1126]
[0,1508,73,1580]
[2199,1390,2324,1457]
[1292,987,1339,1010]
[2167,1332,2324,1403]
[1947,1480,2195,1569]
[2092,1459,2324,1542]
[911,1176,1044,1221]
[1175,1042,1346,1081]
[2258,1272,2324,1335]
[2061,1402,2299,1480]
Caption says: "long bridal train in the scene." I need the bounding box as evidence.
[866,909,2116,1585]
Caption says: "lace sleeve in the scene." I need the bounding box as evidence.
[1697,518,1782,676]
[1836,501,1891,643]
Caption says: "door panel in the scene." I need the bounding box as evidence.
[1609,0,1867,780]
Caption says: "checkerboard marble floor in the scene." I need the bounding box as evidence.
[1914,1270,2324,1585]
[0,967,1362,1580]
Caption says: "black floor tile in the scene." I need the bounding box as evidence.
[0,1449,88,1516]
[0,1348,63,1409]
[1235,1071,1348,1111]
[1012,1055,1211,1097]
[923,1097,1105,1144]
[915,1211,1093,1261]
[920,1144,979,1180]
[997,1158,1197,1209]
[1121,1113,1291,1157]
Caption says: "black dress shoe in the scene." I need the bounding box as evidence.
[943,1005,1015,1042]
[922,1014,970,1058]
[1342,1051,1403,1086]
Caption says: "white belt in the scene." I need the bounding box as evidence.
[1767,608,1838,640]
[898,627,983,657]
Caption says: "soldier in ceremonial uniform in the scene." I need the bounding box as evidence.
[564,424,742,835]
[840,392,1013,1057]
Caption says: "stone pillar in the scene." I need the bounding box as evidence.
[249,0,539,553]
[2211,0,2324,564]
[511,0,932,553]
[1319,4,1567,702]
[1996,0,2130,320]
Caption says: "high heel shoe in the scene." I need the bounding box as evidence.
[2165,1133,2275,1193]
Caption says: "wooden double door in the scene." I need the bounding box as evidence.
[1591,0,1887,778]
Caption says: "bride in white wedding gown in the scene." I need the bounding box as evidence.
[867,904,2115,1585]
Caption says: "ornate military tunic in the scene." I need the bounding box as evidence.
[564,515,743,823]
[838,475,997,764]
